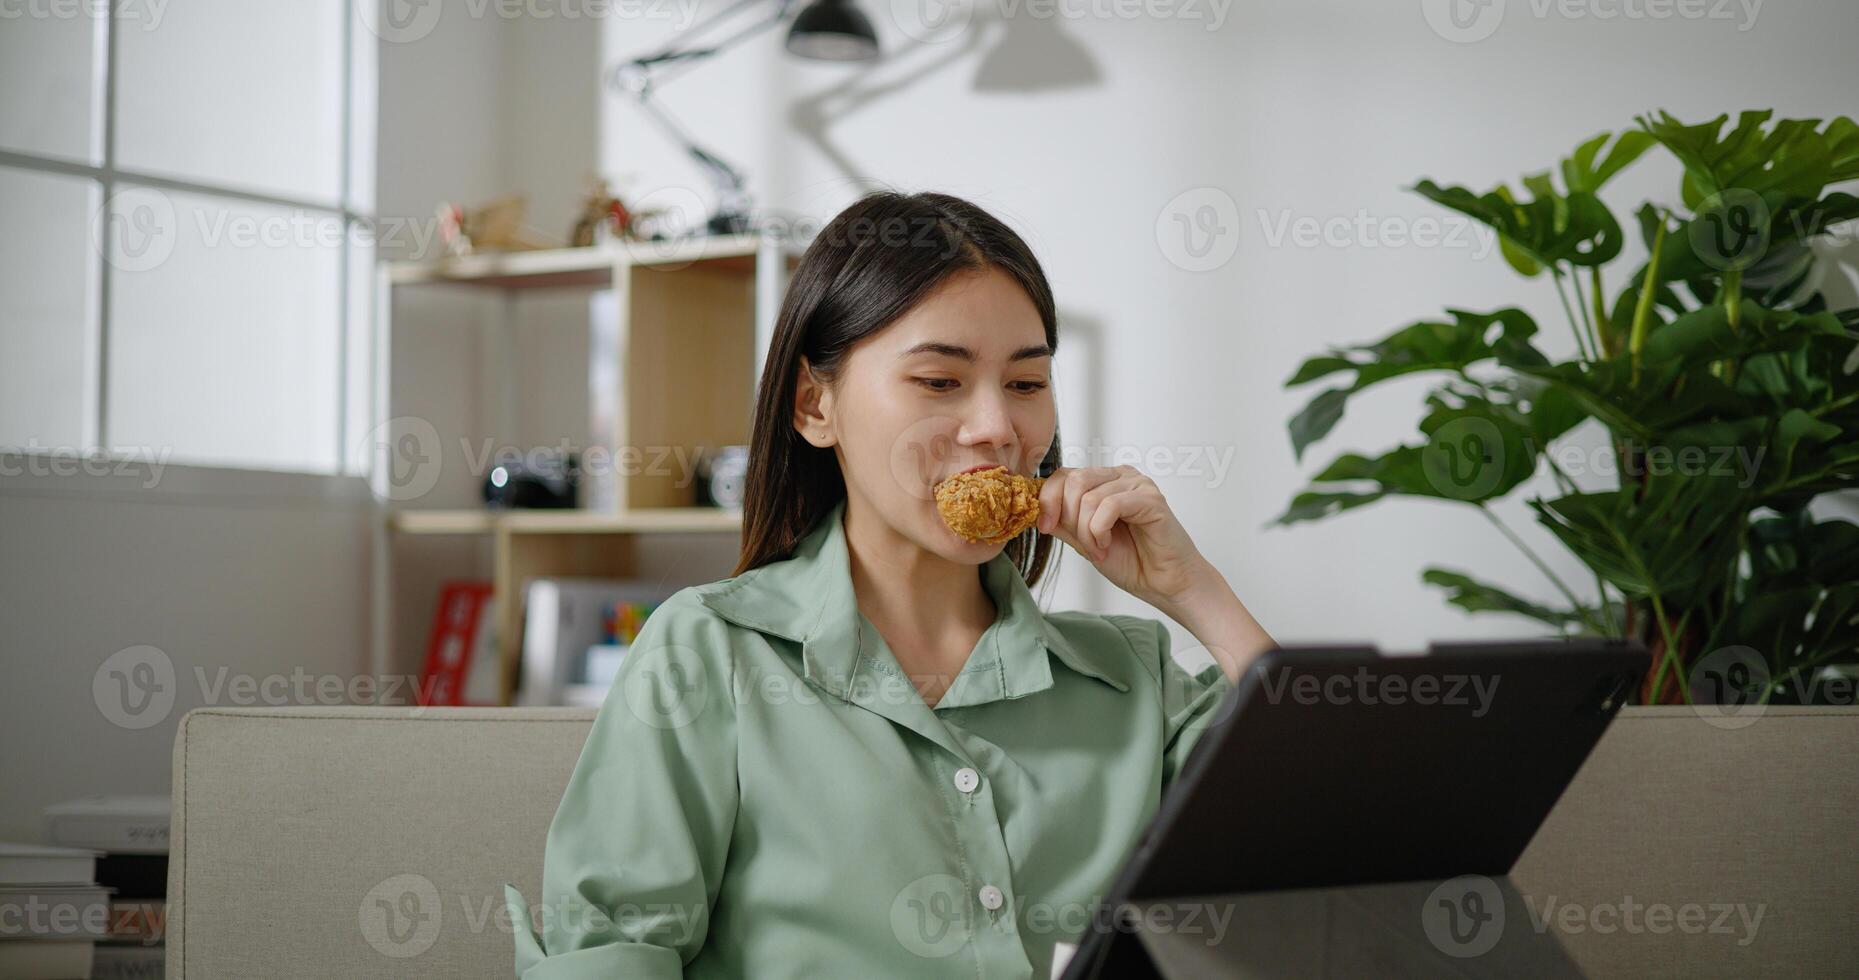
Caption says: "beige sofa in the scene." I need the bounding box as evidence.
[165,705,1858,979]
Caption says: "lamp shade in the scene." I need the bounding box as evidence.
[785,0,880,61]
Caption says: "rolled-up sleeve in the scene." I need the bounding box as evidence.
[503,593,739,979]
[1109,614,1235,791]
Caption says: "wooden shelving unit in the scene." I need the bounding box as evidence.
[371,232,799,704]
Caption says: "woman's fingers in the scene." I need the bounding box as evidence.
[1039,467,1137,559]
[1039,467,1093,538]
[1078,474,1145,555]
[1086,485,1156,553]
[1037,470,1086,549]
[1038,468,1083,533]
[1065,467,1119,539]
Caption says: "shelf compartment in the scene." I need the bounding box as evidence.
[620,261,758,510]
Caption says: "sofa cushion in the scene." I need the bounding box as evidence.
[168,707,595,979]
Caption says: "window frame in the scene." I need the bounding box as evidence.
[0,1,374,483]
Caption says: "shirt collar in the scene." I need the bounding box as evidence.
[697,498,1131,705]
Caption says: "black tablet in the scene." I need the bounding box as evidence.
[1060,639,1647,980]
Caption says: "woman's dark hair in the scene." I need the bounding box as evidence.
[733,191,1063,587]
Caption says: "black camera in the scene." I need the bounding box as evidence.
[482,449,580,509]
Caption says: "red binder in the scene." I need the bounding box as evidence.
[418,582,496,706]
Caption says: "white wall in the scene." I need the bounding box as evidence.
[0,467,373,843]
[602,0,1859,655]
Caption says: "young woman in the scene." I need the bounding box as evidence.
[504,191,1274,979]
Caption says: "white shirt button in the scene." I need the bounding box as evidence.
[978,885,1004,911]
[953,767,980,794]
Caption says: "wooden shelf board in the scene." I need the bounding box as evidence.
[391,507,741,535]
[384,234,766,288]
[389,510,496,534]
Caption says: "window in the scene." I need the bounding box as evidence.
[0,0,376,476]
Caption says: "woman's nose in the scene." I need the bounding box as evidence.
[958,391,1017,448]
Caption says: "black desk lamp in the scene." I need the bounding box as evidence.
[606,0,880,236]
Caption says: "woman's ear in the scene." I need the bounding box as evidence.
[792,356,838,448]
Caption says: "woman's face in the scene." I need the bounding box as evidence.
[796,265,1056,563]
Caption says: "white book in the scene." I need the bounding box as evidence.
[0,842,100,887]
[0,939,96,980]
[43,796,171,854]
[586,288,621,513]
[0,884,113,940]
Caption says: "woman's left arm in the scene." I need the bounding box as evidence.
[1037,464,1277,683]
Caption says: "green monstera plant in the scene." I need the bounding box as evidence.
[1278,110,1859,706]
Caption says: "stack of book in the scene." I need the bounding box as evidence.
[519,579,670,707]
[0,842,110,978]
[45,796,170,979]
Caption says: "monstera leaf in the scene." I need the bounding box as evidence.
[1746,511,1859,590]
[1502,301,1853,436]
[1636,110,1859,207]
[1421,568,1594,630]
[1275,396,1544,525]
[1639,301,1847,366]
[1561,130,1658,194]
[1728,512,1859,692]
[1413,130,1651,277]
[1413,180,1624,276]
[1530,475,1745,607]
[1285,308,1545,459]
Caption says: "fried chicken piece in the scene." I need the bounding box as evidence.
[933,466,1045,545]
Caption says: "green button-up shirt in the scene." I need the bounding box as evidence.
[503,498,1234,979]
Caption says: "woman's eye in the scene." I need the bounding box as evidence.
[911,377,1047,393]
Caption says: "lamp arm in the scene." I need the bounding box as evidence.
[609,0,798,93]
[632,95,746,194]
[604,0,800,226]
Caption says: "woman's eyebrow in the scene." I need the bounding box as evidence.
[897,341,1053,362]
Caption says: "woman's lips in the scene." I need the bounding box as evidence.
[953,463,1003,478]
